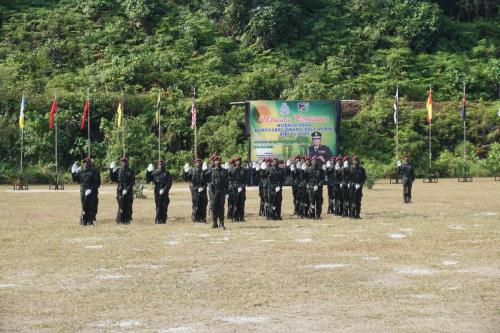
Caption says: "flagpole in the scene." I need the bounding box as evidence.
[428,85,432,171]
[55,95,58,185]
[395,85,399,162]
[121,95,125,158]
[87,90,91,158]
[193,88,197,158]
[463,83,466,169]
[158,90,161,161]
[20,127,23,176]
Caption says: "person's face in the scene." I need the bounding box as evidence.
[313,138,321,146]
[353,159,359,166]
[195,161,201,168]
[272,160,278,167]
[84,161,91,170]
[404,158,409,164]
[306,160,311,166]
[121,161,127,168]
[214,160,220,166]
[235,160,241,167]
[158,162,165,171]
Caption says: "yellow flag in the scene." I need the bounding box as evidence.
[426,90,432,124]
[19,95,25,129]
[117,99,123,128]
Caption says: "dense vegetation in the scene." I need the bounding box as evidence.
[0,0,498,183]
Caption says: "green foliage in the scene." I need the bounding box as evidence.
[0,0,498,183]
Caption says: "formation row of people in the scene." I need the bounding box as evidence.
[70,154,366,227]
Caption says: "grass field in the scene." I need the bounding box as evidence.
[0,178,499,333]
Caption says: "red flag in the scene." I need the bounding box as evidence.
[191,99,197,129]
[49,97,58,129]
[80,98,89,129]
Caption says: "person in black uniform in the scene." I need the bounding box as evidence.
[305,156,325,219]
[206,155,229,229]
[228,156,247,222]
[340,156,350,217]
[255,158,270,217]
[308,131,333,163]
[266,158,285,220]
[184,158,209,223]
[298,157,311,218]
[333,156,343,215]
[348,155,366,219]
[288,155,302,216]
[146,159,172,224]
[226,158,236,220]
[71,157,101,226]
[325,157,336,214]
[109,156,135,224]
[397,153,415,203]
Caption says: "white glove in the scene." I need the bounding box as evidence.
[122,189,127,195]
[224,162,229,169]
[252,161,258,169]
[291,164,296,171]
[256,164,260,171]
[347,183,351,188]
[71,163,78,173]
[260,162,267,170]
[275,186,281,192]
[340,183,344,188]
[198,187,204,192]
[397,160,401,167]
[238,187,242,193]
[297,162,302,169]
[85,189,91,196]
[202,162,208,171]
[322,164,327,171]
[335,163,340,170]
[110,161,116,169]
[343,161,348,168]
[301,164,307,171]
[314,185,318,191]
[184,163,190,173]
[355,184,361,189]
[225,194,229,199]
[286,160,291,167]
[159,189,164,195]
[326,161,331,168]
[147,163,154,172]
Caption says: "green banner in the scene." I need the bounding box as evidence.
[248,100,339,162]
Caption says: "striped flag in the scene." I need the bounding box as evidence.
[426,90,432,125]
[191,98,197,129]
[460,93,467,121]
[19,95,26,129]
[49,97,57,129]
[80,98,89,129]
[116,97,123,128]
[393,87,399,124]
[155,92,161,127]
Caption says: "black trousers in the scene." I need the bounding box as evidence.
[80,192,98,225]
[267,186,282,220]
[403,179,413,202]
[230,189,246,221]
[116,193,133,224]
[154,191,170,224]
[210,191,225,227]
[191,189,208,222]
[307,186,323,218]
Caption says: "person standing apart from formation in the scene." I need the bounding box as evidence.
[397,153,415,203]
[267,158,285,220]
[305,156,325,220]
[72,157,101,226]
[146,160,172,224]
[110,156,135,224]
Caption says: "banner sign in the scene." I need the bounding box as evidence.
[247,100,340,162]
